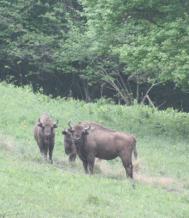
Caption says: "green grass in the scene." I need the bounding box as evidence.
[0,82,189,218]
[0,150,189,218]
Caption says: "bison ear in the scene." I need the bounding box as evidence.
[68,121,73,129]
[37,122,43,128]
[83,126,91,135]
[68,128,74,133]
[83,130,89,135]
[62,130,68,135]
[53,123,58,128]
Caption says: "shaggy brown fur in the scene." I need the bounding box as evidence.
[62,129,77,162]
[34,113,57,163]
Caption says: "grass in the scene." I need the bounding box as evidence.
[1,149,189,218]
[0,82,189,217]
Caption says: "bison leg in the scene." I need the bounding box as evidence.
[82,159,89,174]
[39,145,44,156]
[69,153,77,162]
[123,161,133,178]
[43,149,48,161]
[87,155,95,175]
[39,145,47,161]
[120,155,133,179]
[125,163,133,179]
[49,145,54,164]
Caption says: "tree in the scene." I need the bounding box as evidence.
[81,0,189,90]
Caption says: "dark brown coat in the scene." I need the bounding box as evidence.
[34,113,57,163]
[62,128,77,162]
[66,122,137,178]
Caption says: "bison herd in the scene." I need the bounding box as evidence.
[34,113,137,179]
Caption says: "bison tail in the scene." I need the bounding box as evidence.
[133,140,137,159]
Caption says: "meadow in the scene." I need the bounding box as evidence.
[0,83,189,218]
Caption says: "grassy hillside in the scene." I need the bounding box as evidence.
[0,83,189,218]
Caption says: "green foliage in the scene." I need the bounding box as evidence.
[0,0,84,84]
[81,0,189,88]
[1,0,189,104]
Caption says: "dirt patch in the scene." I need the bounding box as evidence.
[95,159,113,175]
[135,174,175,186]
[95,159,140,176]
[135,174,185,193]
[0,134,16,152]
[96,158,184,192]
[54,158,85,174]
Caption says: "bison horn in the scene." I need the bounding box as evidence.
[68,121,73,129]
[53,120,58,128]
[84,125,91,131]
[37,119,43,128]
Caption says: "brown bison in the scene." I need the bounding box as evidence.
[63,121,137,178]
[34,113,58,163]
[62,127,77,162]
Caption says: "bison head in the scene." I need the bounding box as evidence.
[62,128,77,161]
[62,129,74,154]
[69,125,91,146]
[38,119,58,144]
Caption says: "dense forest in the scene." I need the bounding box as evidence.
[0,0,189,110]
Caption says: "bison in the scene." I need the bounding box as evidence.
[62,127,77,162]
[34,113,58,163]
[63,121,137,178]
